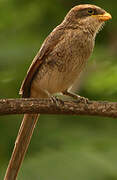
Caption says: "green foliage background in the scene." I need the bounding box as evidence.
[0,0,117,179]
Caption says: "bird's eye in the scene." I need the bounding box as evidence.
[88,9,94,15]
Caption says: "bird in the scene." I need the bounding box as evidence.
[4,4,112,180]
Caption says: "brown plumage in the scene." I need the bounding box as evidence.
[4,4,112,180]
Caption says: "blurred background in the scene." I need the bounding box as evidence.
[0,0,117,179]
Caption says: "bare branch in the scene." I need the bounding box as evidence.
[2,97,117,180]
[0,98,117,118]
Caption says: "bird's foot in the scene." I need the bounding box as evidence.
[50,96,64,106]
[75,95,89,103]
[62,90,89,103]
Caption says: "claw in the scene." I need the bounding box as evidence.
[50,96,64,106]
[76,96,89,103]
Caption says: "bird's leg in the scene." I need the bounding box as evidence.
[50,96,64,106]
[62,90,89,103]
[44,90,64,106]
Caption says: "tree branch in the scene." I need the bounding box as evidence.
[2,98,117,180]
[0,98,117,118]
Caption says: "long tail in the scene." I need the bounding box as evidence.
[4,113,39,180]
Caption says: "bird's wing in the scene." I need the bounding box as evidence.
[19,26,64,97]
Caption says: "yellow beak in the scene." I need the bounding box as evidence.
[93,12,112,21]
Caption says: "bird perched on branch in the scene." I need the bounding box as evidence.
[4,4,112,180]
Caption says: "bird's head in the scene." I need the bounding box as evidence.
[64,4,112,37]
